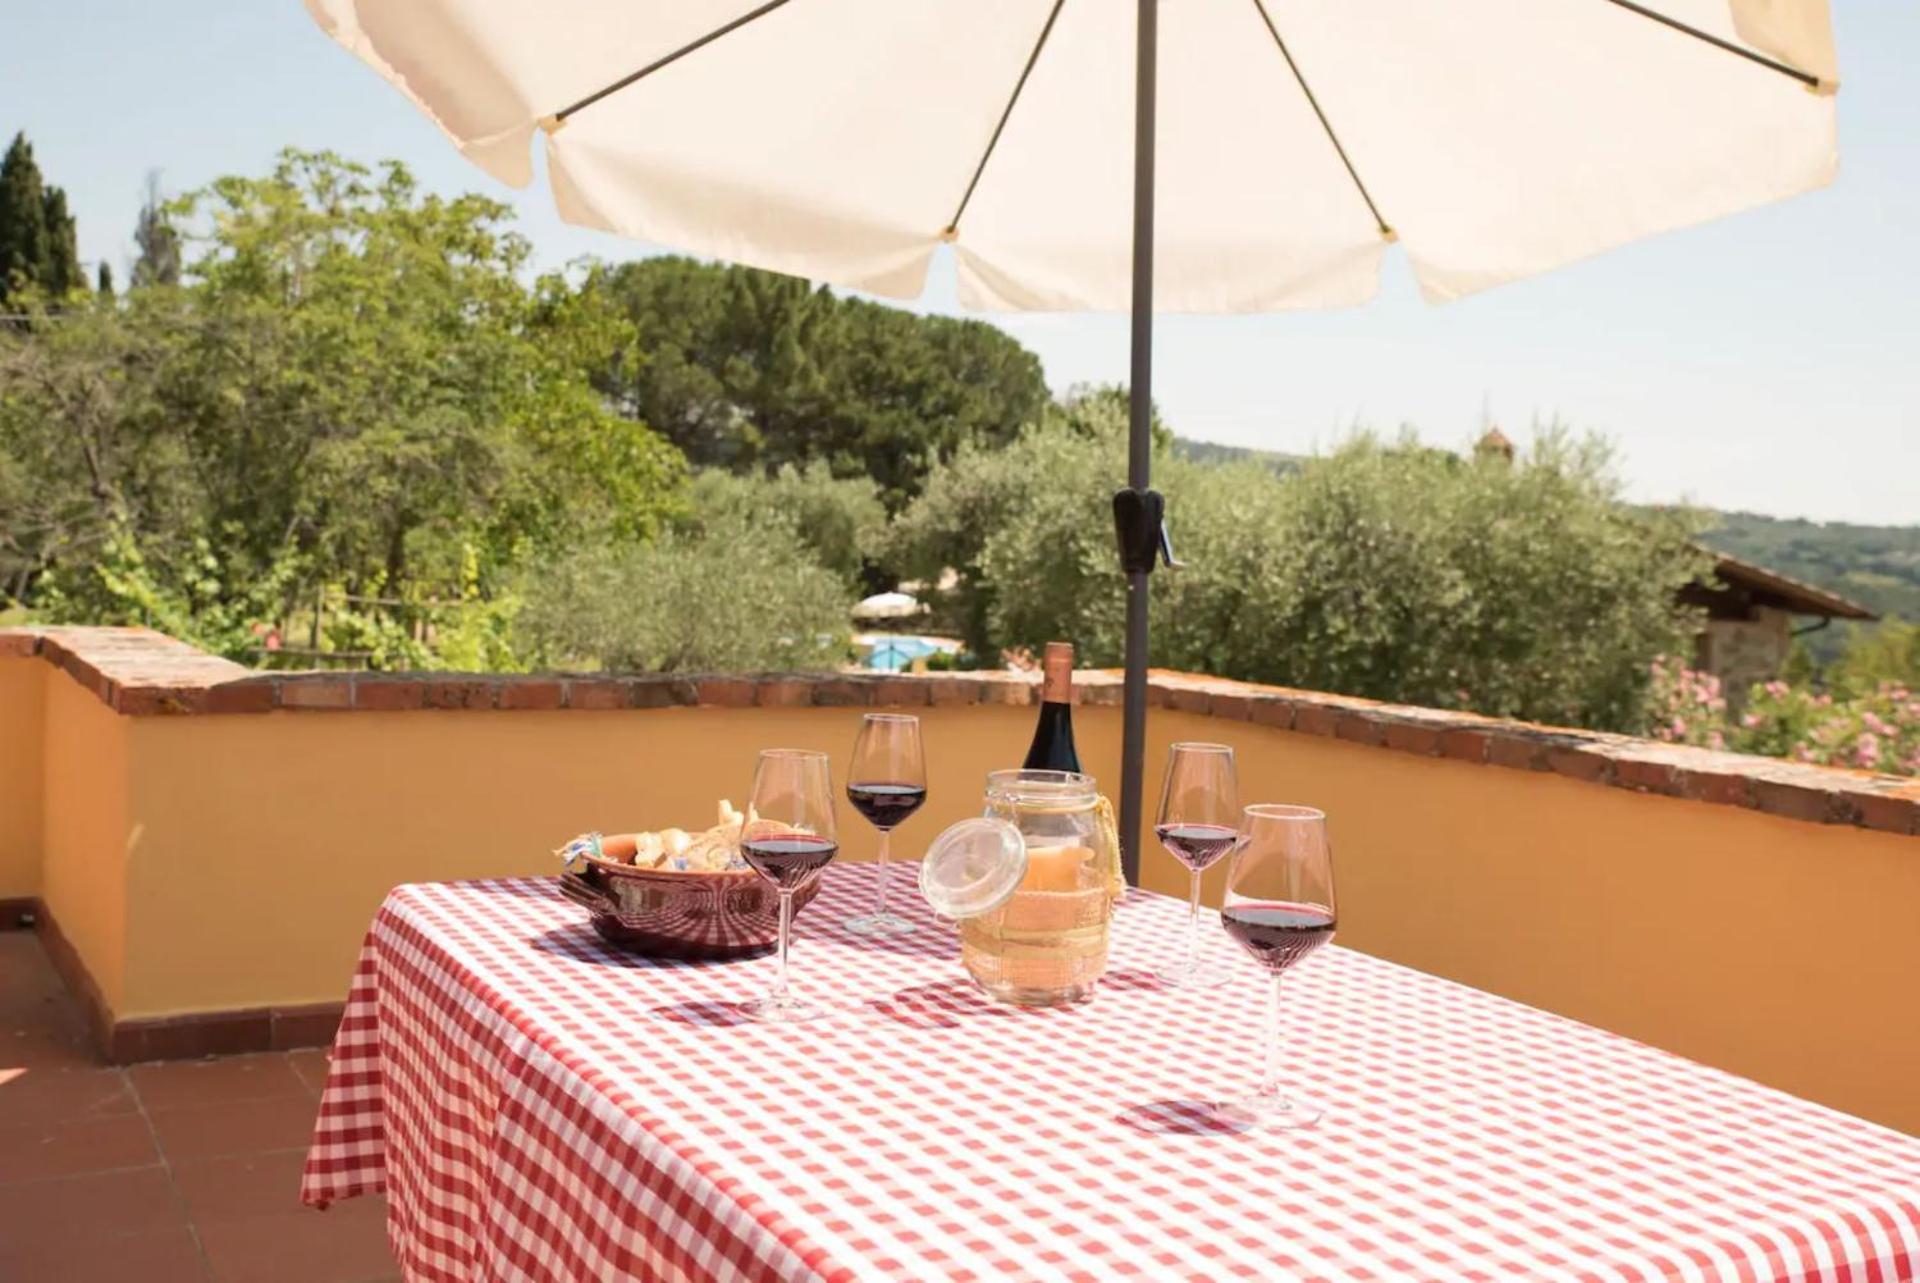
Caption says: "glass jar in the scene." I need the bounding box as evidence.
[958,769,1115,1006]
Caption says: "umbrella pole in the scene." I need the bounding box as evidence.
[1117,0,1158,887]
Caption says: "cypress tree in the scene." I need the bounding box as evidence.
[0,132,51,306]
[97,261,114,298]
[41,186,83,295]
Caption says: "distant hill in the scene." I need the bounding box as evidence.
[1172,437,1302,472]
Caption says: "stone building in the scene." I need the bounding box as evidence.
[1680,552,1876,697]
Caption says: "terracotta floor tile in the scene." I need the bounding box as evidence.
[194,1200,394,1283]
[0,1164,185,1245]
[2,1004,100,1070]
[0,1064,136,1127]
[0,1223,211,1283]
[130,1053,311,1112]
[148,1092,323,1163]
[287,1048,333,1096]
[0,940,67,1008]
[0,1111,159,1184]
[171,1150,313,1221]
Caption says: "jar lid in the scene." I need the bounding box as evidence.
[918,818,1028,920]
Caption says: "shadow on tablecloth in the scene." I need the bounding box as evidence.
[1114,1098,1253,1137]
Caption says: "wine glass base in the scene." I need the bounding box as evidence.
[738,993,843,1024]
[1215,1092,1323,1130]
[1155,960,1231,990]
[844,910,917,938]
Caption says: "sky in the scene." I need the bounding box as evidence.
[4,2,1915,525]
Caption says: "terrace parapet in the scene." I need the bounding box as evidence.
[2,626,1914,837]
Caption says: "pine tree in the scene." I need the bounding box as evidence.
[132,170,180,289]
[97,261,114,298]
[0,133,51,306]
[40,186,83,295]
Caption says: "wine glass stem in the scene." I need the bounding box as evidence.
[875,828,891,916]
[773,889,794,1006]
[1261,973,1284,1098]
[1184,869,1202,972]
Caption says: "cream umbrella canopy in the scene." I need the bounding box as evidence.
[307,0,1838,881]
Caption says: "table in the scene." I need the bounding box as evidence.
[302,865,1920,1281]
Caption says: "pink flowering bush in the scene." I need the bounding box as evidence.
[1645,656,1728,751]
[1739,679,1920,775]
[1646,659,1920,777]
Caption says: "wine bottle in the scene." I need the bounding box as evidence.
[1022,642,1082,773]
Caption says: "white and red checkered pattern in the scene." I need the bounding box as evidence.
[303,866,1920,1281]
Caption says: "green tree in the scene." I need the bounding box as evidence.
[0,150,685,661]
[885,386,1170,657]
[96,262,114,298]
[581,257,1047,509]
[39,187,83,296]
[0,135,85,305]
[892,416,1706,731]
[517,510,852,673]
[1830,618,1920,696]
[131,171,182,289]
[684,462,884,588]
[0,134,50,305]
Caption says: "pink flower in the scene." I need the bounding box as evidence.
[1764,681,1788,698]
[1669,717,1688,738]
[1794,744,1815,762]
[1741,713,1762,729]
[1855,733,1881,768]
[1707,731,1726,750]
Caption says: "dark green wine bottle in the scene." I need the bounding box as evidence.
[1021,642,1081,773]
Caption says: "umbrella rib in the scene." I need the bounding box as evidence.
[944,0,1069,238]
[1249,0,1392,240]
[552,0,797,123]
[1597,0,1821,90]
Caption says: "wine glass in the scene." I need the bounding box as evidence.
[738,749,839,1022]
[1216,805,1337,1129]
[1154,742,1238,988]
[844,714,927,936]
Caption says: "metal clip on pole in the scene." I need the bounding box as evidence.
[1112,488,1178,575]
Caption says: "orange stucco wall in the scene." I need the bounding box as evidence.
[0,658,45,899]
[117,703,1040,1017]
[38,671,132,1011]
[14,663,1919,1135]
[1131,711,1920,1136]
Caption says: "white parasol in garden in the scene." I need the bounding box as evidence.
[307,0,1838,880]
[851,592,925,623]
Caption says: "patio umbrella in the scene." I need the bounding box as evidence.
[851,591,925,623]
[307,0,1838,883]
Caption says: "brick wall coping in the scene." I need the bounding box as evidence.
[4,626,1913,837]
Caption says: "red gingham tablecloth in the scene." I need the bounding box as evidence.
[302,866,1920,1282]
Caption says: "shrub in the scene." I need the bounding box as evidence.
[516,511,851,673]
[1644,656,1729,750]
[1646,659,1919,777]
[684,463,884,588]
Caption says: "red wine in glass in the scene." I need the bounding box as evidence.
[1221,902,1336,973]
[846,783,927,830]
[1153,822,1238,873]
[740,835,838,890]
[845,714,927,937]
